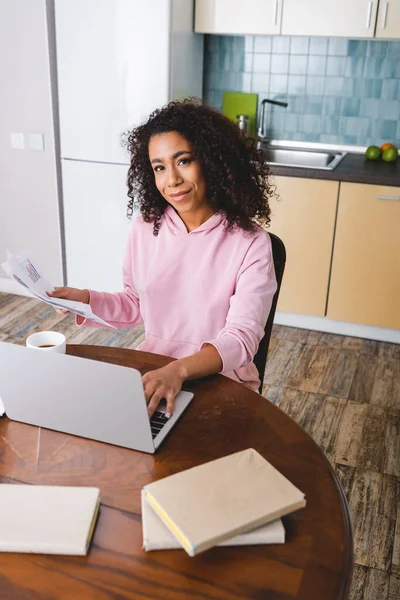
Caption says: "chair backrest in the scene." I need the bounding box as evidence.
[253,232,286,393]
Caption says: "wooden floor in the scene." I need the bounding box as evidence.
[1,291,399,600]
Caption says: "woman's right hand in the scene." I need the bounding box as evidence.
[47,287,90,314]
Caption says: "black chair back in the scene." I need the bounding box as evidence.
[253,232,286,393]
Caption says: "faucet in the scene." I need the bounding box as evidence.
[258,98,288,142]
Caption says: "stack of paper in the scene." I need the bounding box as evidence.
[1,250,113,327]
[142,448,306,556]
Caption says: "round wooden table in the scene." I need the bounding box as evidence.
[0,345,353,599]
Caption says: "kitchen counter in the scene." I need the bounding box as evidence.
[269,152,400,187]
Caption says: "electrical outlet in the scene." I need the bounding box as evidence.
[10,133,24,150]
[28,133,45,151]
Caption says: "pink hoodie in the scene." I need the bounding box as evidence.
[83,206,277,390]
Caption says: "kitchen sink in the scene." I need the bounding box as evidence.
[259,143,347,170]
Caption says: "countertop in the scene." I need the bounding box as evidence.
[269,152,400,187]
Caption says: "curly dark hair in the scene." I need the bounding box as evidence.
[125,98,273,236]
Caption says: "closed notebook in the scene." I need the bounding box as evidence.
[141,490,285,551]
[0,484,100,555]
[143,448,305,556]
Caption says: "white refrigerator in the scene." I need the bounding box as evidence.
[55,0,203,291]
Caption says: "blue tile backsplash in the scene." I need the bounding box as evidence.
[203,36,400,146]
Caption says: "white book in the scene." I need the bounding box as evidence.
[0,485,100,555]
[143,448,304,556]
[141,491,285,551]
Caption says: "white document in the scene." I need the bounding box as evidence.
[0,396,4,417]
[1,250,114,328]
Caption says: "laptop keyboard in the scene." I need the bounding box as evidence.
[150,410,169,439]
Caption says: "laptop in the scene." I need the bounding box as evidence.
[0,341,193,454]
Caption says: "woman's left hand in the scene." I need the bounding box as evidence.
[142,362,185,419]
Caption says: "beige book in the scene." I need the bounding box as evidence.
[143,448,306,556]
[141,490,285,551]
[0,484,100,555]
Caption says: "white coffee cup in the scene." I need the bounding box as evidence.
[26,331,66,354]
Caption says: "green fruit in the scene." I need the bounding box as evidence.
[365,145,381,160]
[382,146,398,162]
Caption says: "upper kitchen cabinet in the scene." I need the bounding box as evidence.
[195,0,282,35]
[281,0,378,37]
[327,183,400,330]
[375,1,400,39]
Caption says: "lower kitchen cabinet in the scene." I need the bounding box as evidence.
[327,182,400,329]
[269,176,339,316]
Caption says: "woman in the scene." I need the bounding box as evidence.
[50,99,277,417]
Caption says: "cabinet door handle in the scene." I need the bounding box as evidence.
[381,2,388,28]
[366,1,373,27]
[376,194,400,201]
[273,0,279,26]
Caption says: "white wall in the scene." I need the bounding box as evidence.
[0,0,64,295]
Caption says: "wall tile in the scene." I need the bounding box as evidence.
[386,60,400,78]
[321,115,341,134]
[343,78,365,97]
[326,56,346,76]
[302,114,322,133]
[269,74,288,94]
[214,70,237,91]
[205,36,219,53]
[308,56,326,76]
[320,134,343,144]
[203,89,214,104]
[324,77,345,96]
[272,36,290,54]
[251,73,270,91]
[270,54,289,74]
[290,95,306,113]
[328,38,348,56]
[360,98,381,118]
[304,95,323,114]
[288,75,306,94]
[364,56,388,78]
[244,35,254,53]
[254,36,271,53]
[340,116,370,137]
[380,100,400,120]
[290,37,309,55]
[213,90,223,108]
[284,113,302,133]
[289,55,308,75]
[342,98,361,117]
[379,120,398,138]
[240,73,252,92]
[364,79,383,98]
[367,41,388,56]
[253,53,271,73]
[203,34,400,146]
[343,135,358,144]
[345,56,365,77]
[306,76,325,95]
[388,41,400,56]
[348,40,368,56]
[322,97,342,116]
[381,79,399,100]
[309,37,328,55]
[242,53,254,72]
[267,110,286,134]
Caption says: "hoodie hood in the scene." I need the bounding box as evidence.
[163,205,225,236]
